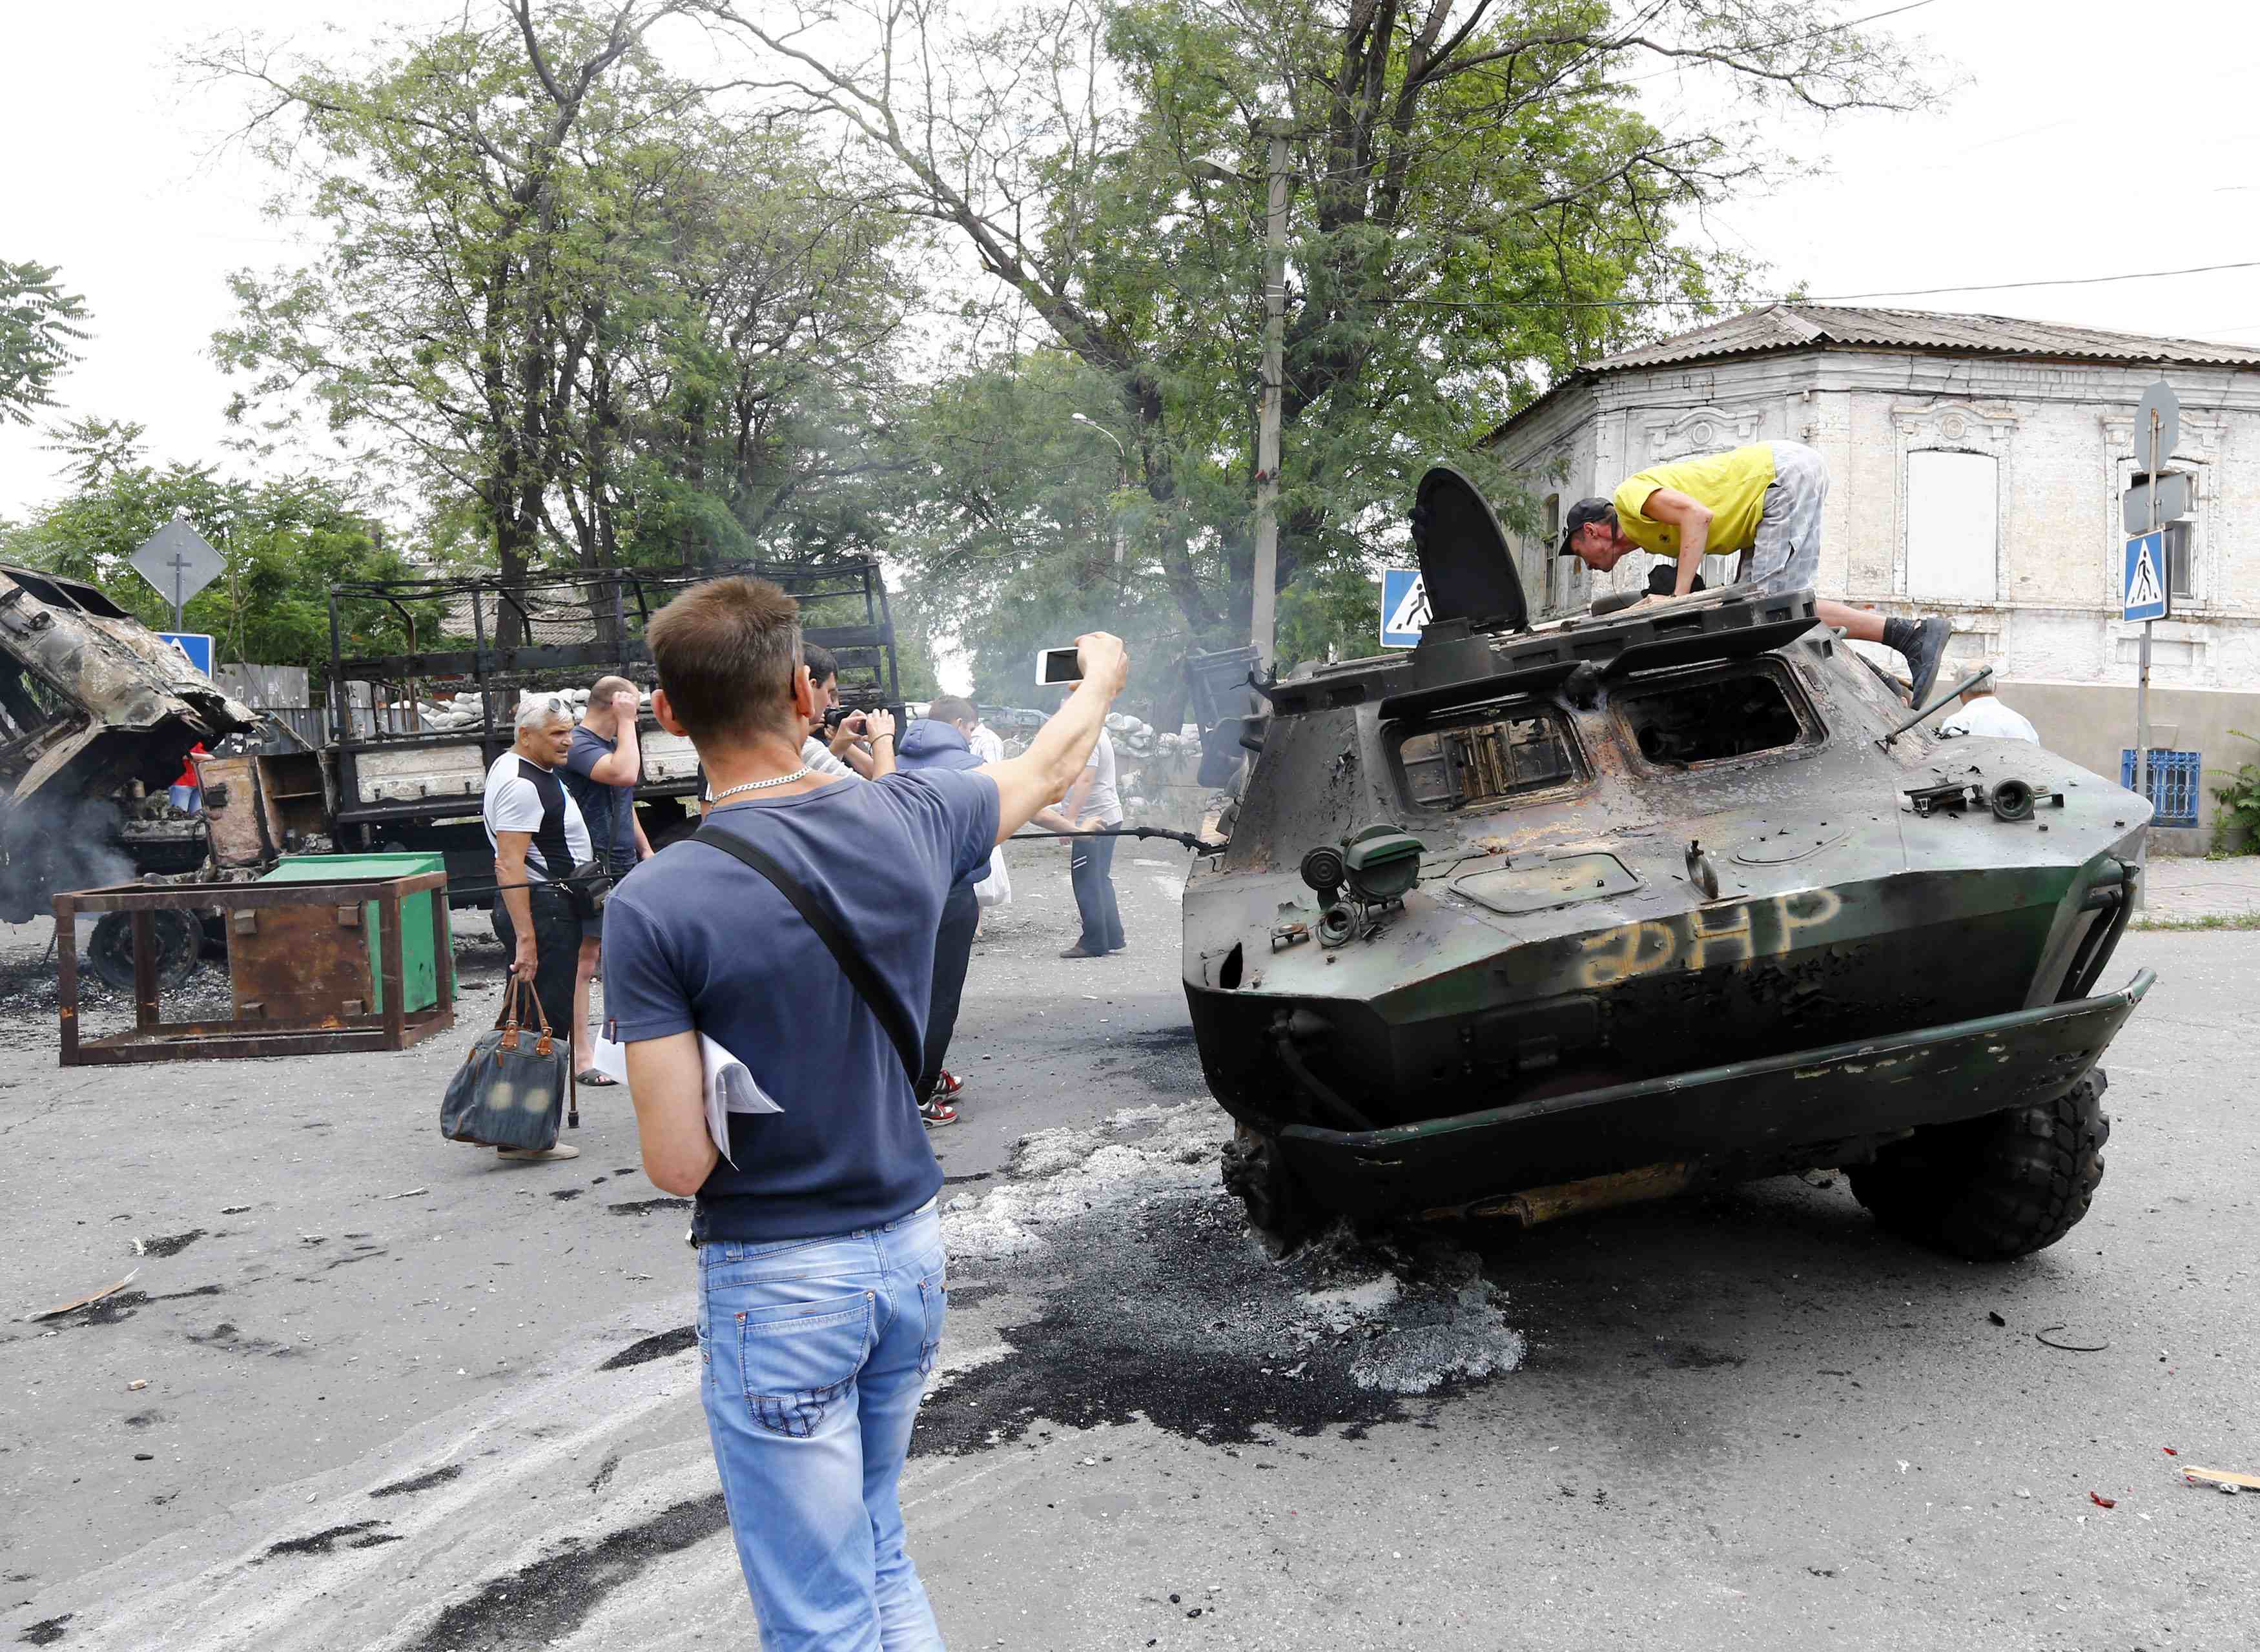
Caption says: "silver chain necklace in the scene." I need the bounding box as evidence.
[710,765,814,802]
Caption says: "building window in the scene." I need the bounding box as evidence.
[2165,519,2195,601]
[2121,748,2202,828]
[1906,449,1998,602]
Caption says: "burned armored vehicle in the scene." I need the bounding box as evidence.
[1183,468,2152,1261]
[0,565,258,953]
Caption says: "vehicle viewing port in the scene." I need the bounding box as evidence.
[1396,704,1581,811]
[1614,664,1810,766]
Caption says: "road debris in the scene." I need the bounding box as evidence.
[220,1205,251,1215]
[26,1269,138,1321]
[2035,1323,2110,1351]
[1986,1310,2007,1327]
[382,1188,429,1200]
[2090,1491,2117,1509]
[127,1379,148,1391]
[2181,1465,2259,1494]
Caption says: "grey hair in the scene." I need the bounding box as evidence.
[515,695,571,734]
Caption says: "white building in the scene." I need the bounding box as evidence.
[1481,303,2260,850]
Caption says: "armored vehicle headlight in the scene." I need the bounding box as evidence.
[1300,845,1347,899]
[1342,830,1424,904]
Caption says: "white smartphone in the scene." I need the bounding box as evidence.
[1035,646,1083,686]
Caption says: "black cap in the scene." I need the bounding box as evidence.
[1557,497,1614,556]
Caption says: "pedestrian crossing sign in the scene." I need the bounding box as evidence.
[1381,567,1429,647]
[2122,532,2168,623]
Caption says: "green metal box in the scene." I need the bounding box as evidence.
[260,853,453,1014]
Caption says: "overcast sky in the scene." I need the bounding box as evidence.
[4,0,2257,525]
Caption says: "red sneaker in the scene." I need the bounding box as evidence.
[932,1070,965,1099]
[919,1095,958,1127]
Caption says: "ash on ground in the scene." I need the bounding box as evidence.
[922,1103,1525,1456]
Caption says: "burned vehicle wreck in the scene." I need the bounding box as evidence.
[1184,467,2152,1261]
[0,565,258,946]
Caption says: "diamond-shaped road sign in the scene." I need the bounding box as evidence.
[128,518,226,614]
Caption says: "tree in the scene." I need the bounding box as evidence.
[205,1,916,622]
[205,1,702,637]
[1,418,429,683]
[0,260,91,427]
[698,0,1932,662]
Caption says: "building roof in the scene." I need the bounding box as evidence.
[1589,302,2260,372]
[1486,303,2260,447]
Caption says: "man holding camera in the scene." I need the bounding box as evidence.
[696,642,894,814]
[480,697,593,1164]
[561,676,653,1085]
[606,576,1127,1648]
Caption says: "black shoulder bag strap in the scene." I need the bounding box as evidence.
[692,822,923,1089]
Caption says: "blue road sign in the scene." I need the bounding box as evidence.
[2121,533,2168,624]
[1380,567,1429,647]
[158,631,214,677]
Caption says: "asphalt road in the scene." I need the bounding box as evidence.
[3,850,2255,1651]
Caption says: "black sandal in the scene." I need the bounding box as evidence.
[575,1069,620,1087]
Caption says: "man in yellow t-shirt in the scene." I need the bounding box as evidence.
[1557,438,1953,702]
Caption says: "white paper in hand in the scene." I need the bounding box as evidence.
[588,1031,782,1168]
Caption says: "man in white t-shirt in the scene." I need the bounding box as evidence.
[1936,666,2040,744]
[481,698,593,1162]
[1058,724,1126,958]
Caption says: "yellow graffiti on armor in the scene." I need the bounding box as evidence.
[1577,886,1845,988]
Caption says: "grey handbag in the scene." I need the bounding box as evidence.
[440,977,577,1150]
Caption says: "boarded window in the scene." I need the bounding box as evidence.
[1906,450,1998,602]
[1399,708,1579,810]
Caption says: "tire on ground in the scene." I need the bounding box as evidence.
[1849,1070,2110,1261]
[1221,1125,1313,1255]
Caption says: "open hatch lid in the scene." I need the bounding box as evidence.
[1412,465,1526,634]
[1595,588,1820,678]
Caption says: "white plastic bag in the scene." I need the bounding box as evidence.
[975,845,1012,909]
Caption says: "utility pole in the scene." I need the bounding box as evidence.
[1249,119,1290,671]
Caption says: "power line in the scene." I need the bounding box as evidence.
[1362,257,2260,312]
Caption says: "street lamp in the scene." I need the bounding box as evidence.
[1069,413,1129,578]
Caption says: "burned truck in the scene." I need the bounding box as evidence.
[197,560,901,919]
[1184,467,2152,1261]
[0,565,258,964]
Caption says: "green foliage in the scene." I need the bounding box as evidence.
[720,0,1930,675]
[0,260,90,427]
[0,419,432,684]
[206,3,911,590]
[2210,730,2260,855]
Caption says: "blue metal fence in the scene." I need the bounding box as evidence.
[2121,748,2202,828]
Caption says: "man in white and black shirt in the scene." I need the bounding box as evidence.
[481,697,592,1160]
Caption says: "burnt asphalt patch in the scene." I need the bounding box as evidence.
[403,1493,728,1652]
[260,1521,395,1560]
[923,1109,1525,1461]
[595,1325,695,1371]
[139,1230,205,1258]
[606,1198,691,1216]
[369,1464,463,1500]
[17,1615,70,1646]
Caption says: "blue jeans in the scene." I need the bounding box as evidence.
[697,1201,948,1651]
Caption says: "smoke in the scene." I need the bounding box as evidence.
[0,793,136,924]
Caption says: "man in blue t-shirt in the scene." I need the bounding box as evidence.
[604,575,1128,1647]
[560,676,652,1082]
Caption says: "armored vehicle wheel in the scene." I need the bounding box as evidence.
[86,910,203,993]
[1221,1125,1312,1255]
[1849,1072,2110,1261]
